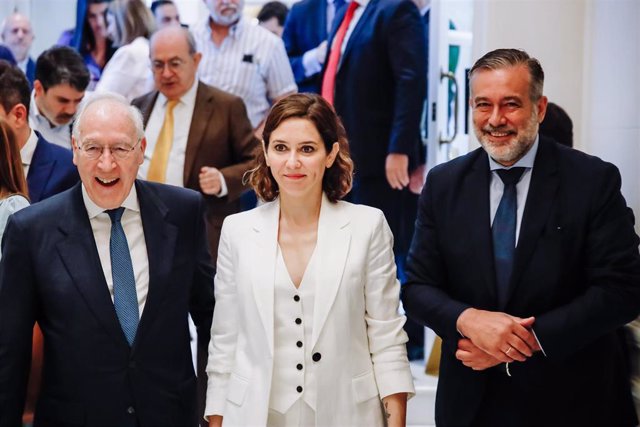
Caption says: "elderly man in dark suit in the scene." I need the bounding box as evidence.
[132,26,257,264]
[403,48,640,427]
[0,92,215,426]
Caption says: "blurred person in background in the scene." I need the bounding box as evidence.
[30,46,90,149]
[257,1,289,38]
[95,0,155,101]
[151,0,182,29]
[1,13,35,86]
[0,118,29,253]
[58,0,117,90]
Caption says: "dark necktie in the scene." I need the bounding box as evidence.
[492,167,525,307]
[107,207,139,346]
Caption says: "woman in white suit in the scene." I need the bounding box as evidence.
[205,93,415,427]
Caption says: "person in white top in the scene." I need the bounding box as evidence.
[193,0,297,134]
[95,0,155,101]
[205,93,414,427]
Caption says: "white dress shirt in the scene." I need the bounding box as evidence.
[193,17,297,128]
[19,128,39,177]
[28,90,72,149]
[488,136,539,245]
[81,184,150,317]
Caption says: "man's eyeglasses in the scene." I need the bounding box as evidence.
[151,58,186,74]
[77,140,141,160]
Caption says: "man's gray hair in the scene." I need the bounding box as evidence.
[150,26,197,55]
[469,48,545,101]
[72,92,145,145]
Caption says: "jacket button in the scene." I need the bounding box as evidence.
[297,363,303,370]
[312,352,321,362]
[293,295,300,302]
[295,318,302,325]
[296,341,303,348]
[297,386,303,393]
[126,406,135,414]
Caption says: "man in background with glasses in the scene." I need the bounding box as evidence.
[0,93,215,426]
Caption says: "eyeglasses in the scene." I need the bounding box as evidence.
[77,140,141,160]
[151,58,186,74]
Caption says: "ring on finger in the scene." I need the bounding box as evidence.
[505,346,513,355]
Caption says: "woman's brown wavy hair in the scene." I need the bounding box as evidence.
[0,118,28,200]
[249,93,353,202]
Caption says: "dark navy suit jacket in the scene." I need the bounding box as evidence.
[403,137,640,426]
[282,0,330,93]
[0,180,215,427]
[27,133,79,203]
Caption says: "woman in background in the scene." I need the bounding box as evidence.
[58,0,117,90]
[205,93,414,427]
[95,0,155,101]
[0,118,29,253]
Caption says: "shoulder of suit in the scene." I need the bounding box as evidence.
[197,81,243,105]
[36,135,74,159]
[332,199,385,225]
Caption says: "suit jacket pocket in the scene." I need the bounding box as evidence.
[226,372,249,406]
[351,370,380,403]
[34,396,85,427]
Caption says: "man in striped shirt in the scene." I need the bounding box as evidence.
[193,0,297,135]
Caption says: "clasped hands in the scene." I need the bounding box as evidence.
[455,308,541,371]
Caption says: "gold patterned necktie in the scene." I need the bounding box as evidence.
[147,99,178,183]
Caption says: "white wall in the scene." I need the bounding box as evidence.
[473,0,639,229]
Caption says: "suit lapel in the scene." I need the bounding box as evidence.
[339,0,377,72]
[132,181,178,351]
[506,139,559,306]
[316,0,329,40]
[465,151,498,304]
[184,82,214,185]
[27,137,54,203]
[311,195,351,349]
[56,184,128,346]
[137,91,158,126]
[251,200,279,355]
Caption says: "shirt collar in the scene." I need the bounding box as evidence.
[353,0,370,8]
[156,78,198,108]
[489,135,539,171]
[81,181,141,219]
[20,128,39,166]
[30,89,65,130]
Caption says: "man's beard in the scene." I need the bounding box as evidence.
[210,4,242,26]
[474,109,539,165]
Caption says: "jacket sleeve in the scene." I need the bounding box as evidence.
[204,219,239,418]
[365,210,415,399]
[0,215,37,426]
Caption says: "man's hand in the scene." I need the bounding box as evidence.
[409,164,426,194]
[385,153,410,190]
[199,166,222,195]
[456,338,502,371]
[456,308,538,363]
[316,40,328,65]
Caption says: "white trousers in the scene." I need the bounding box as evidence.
[267,399,316,427]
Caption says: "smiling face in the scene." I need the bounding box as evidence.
[470,65,547,166]
[266,117,338,203]
[72,101,146,209]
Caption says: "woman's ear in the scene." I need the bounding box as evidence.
[326,142,340,168]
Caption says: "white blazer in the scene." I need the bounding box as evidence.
[205,195,415,426]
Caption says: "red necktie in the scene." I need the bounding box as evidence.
[321,1,360,105]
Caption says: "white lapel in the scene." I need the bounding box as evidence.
[311,195,351,348]
[250,199,280,356]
